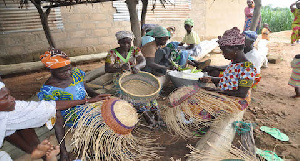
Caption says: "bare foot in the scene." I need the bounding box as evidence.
[31,140,52,159]
[46,146,60,161]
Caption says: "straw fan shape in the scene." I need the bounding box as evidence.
[68,97,160,161]
[162,86,242,139]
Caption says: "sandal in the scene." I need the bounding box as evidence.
[256,148,283,161]
[260,126,289,141]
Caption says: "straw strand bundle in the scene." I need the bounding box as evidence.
[162,86,242,139]
[67,101,161,161]
[186,143,259,161]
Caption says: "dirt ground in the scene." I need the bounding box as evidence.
[2,30,300,160]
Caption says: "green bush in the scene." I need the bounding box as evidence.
[258,6,294,33]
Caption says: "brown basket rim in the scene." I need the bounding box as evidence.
[119,71,161,98]
[101,97,135,135]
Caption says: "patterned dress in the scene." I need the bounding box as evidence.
[291,8,300,44]
[105,46,159,112]
[105,46,143,92]
[244,6,261,32]
[191,61,259,120]
[288,57,300,87]
[38,68,87,127]
[218,61,258,110]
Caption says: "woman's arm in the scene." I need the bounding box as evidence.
[221,86,250,98]
[55,94,110,110]
[199,77,221,87]
[135,55,146,70]
[186,44,195,50]
[145,57,169,70]
[105,62,129,73]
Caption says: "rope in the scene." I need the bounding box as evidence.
[233,121,256,135]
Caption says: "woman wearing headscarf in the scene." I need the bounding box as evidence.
[290,1,300,45]
[200,27,259,109]
[142,26,174,76]
[38,48,110,161]
[0,81,107,161]
[141,24,158,47]
[178,18,203,67]
[106,31,162,128]
[162,28,260,138]
[105,31,146,90]
[244,0,261,32]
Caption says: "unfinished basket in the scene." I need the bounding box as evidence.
[118,72,161,103]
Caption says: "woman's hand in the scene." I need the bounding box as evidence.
[169,65,178,70]
[131,66,140,74]
[199,77,211,83]
[122,63,131,71]
[202,87,220,92]
[88,94,111,103]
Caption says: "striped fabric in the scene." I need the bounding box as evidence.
[288,58,300,87]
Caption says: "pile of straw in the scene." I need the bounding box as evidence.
[162,86,242,139]
[186,143,259,161]
[67,100,161,161]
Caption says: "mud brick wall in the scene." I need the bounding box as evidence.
[0,0,245,65]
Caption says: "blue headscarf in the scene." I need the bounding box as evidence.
[243,31,258,41]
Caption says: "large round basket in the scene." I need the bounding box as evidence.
[101,97,138,135]
[118,72,161,103]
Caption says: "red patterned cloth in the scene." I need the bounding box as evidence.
[217,27,245,47]
[218,61,258,91]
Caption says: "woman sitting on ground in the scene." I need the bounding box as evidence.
[177,18,206,68]
[0,81,107,161]
[200,27,259,110]
[38,49,110,161]
[105,31,165,128]
[105,31,146,92]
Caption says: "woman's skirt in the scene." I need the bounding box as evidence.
[291,23,300,44]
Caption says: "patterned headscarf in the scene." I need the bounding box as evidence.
[146,26,170,38]
[115,31,135,41]
[0,81,5,90]
[243,30,258,41]
[184,18,194,27]
[217,27,245,47]
[40,48,71,69]
[142,24,158,31]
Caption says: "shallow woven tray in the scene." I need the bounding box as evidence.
[118,72,161,103]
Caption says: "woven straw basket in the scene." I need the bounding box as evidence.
[118,72,161,103]
[101,97,138,135]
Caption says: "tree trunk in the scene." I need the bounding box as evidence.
[30,0,56,48]
[125,0,141,47]
[141,0,148,36]
[250,0,261,31]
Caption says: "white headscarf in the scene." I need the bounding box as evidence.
[115,31,135,41]
[0,82,5,90]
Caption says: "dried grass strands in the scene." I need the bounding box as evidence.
[161,105,199,139]
[162,86,243,139]
[186,142,259,161]
[66,102,160,161]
